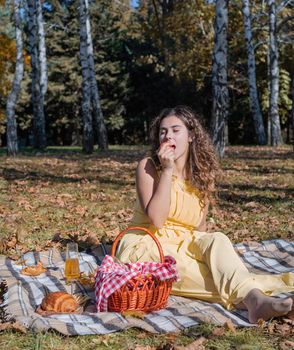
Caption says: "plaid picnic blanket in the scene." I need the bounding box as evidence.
[0,239,293,336]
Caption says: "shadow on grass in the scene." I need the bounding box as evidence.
[220,183,294,195]
[1,167,135,187]
[0,146,147,163]
[225,147,294,160]
[223,166,294,175]
[219,190,292,205]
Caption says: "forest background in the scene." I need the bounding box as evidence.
[0,0,293,155]
[0,1,294,347]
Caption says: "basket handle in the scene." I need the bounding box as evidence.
[111,226,164,263]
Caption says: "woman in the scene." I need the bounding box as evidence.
[116,106,294,323]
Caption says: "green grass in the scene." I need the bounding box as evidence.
[0,145,293,349]
[0,324,288,349]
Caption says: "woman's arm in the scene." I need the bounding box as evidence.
[136,143,175,228]
[136,158,173,228]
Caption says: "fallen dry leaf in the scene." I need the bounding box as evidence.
[0,321,27,333]
[134,346,156,350]
[173,336,206,350]
[67,230,100,246]
[267,321,275,334]
[83,232,100,245]
[6,236,17,249]
[0,239,6,253]
[135,332,148,339]
[257,318,266,329]
[255,220,266,227]
[74,205,88,217]
[280,340,294,350]
[165,332,180,343]
[17,199,33,211]
[105,227,120,241]
[274,322,292,336]
[244,201,259,208]
[264,317,294,338]
[121,310,146,319]
[92,217,105,228]
[225,319,237,334]
[4,213,22,225]
[282,318,294,325]
[117,208,133,221]
[16,227,27,243]
[0,235,19,254]
[212,326,226,336]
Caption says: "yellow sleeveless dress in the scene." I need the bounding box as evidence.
[116,176,294,309]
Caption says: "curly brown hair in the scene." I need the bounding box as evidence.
[149,106,221,205]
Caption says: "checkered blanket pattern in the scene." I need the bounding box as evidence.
[0,239,293,336]
[95,255,178,311]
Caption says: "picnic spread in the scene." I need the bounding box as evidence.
[95,226,178,313]
[0,239,293,336]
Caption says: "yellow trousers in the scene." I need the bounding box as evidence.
[169,231,294,309]
[117,230,294,310]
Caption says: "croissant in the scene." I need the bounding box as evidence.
[39,291,78,313]
[21,262,46,276]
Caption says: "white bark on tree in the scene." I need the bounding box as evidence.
[27,0,47,150]
[6,0,24,156]
[211,0,229,159]
[268,0,283,145]
[84,0,108,150]
[291,77,294,149]
[80,0,94,153]
[79,0,108,153]
[241,0,267,145]
[36,0,47,98]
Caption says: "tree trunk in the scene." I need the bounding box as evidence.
[151,0,174,73]
[35,0,47,149]
[241,0,266,145]
[27,0,47,150]
[6,0,24,156]
[210,0,229,159]
[267,48,271,144]
[80,0,93,153]
[36,0,47,100]
[268,0,283,146]
[291,77,294,150]
[84,0,108,150]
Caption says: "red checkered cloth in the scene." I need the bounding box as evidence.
[95,255,179,312]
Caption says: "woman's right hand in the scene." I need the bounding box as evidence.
[157,141,175,170]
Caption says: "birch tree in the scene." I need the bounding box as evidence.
[241,0,266,145]
[210,0,229,158]
[36,0,47,134]
[268,0,283,145]
[79,0,108,153]
[80,0,93,153]
[6,0,24,156]
[291,77,294,149]
[27,0,47,149]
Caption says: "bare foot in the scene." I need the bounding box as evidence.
[242,289,293,323]
[286,297,294,320]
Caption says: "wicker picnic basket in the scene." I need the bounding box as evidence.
[108,226,175,313]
